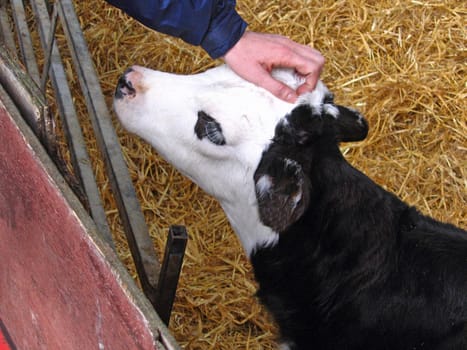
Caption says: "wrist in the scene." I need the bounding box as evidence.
[201,4,247,59]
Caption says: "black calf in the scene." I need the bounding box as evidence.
[252,102,467,349]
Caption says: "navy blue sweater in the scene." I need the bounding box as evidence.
[105,0,247,58]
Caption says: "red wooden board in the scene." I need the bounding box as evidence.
[0,96,166,349]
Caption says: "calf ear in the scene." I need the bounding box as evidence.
[333,106,368,142]
[254,158,310,232]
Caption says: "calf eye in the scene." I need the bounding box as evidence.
[323,92,334,104]
[195,111,226,145]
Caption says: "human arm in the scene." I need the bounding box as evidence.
[105,0,324,102]
[105,0,247,59]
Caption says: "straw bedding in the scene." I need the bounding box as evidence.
[66,0,466,348]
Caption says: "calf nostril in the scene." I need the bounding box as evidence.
[115,69,136,99]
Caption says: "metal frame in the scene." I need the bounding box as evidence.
[0,0,186,326]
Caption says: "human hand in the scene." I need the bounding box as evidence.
[223,31,325,103]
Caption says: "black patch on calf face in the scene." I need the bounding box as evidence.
[195,111,226,145]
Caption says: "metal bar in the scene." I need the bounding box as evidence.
[9,0,55,152]
[30,0,115,248]
[155,226,188,325]
[10,0,40,85]
[56,0,161,297]
[36,0,58,153]
[0,45,47,142]
[40,2,58,93]
[0,0,17,55]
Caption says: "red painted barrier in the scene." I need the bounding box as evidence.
[0,94,177,349]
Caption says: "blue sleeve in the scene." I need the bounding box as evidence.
[105,0,247,59]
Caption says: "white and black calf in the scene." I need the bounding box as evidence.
[113,65,467,349]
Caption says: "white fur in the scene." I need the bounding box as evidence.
[297,80,327,112]
[324,103,339,118]
[114,65,330,256]
[256,175,273,199]
[279,342,293,350]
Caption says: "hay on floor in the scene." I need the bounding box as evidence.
[65,0,466,348]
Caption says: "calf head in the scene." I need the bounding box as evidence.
[113,65,367,255]
[254,100,368,233]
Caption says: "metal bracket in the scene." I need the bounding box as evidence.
[155,226,188,325]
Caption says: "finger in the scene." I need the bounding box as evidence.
[291,51,324,95]
[254,68,298,103]
[296,71,321,95]
[290,51,325,77]
[272,36,325,69]
[288,42,323,63]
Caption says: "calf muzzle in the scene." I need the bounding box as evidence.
[115,68,136,99]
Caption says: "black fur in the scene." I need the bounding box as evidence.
[252,104,467,349]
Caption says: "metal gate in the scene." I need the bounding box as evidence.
[0,0,186,329]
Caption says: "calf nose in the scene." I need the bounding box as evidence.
[115,68,136,99]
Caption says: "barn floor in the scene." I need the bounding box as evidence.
[56,1,467,348]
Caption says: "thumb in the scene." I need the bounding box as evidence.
[255,69,297,103]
